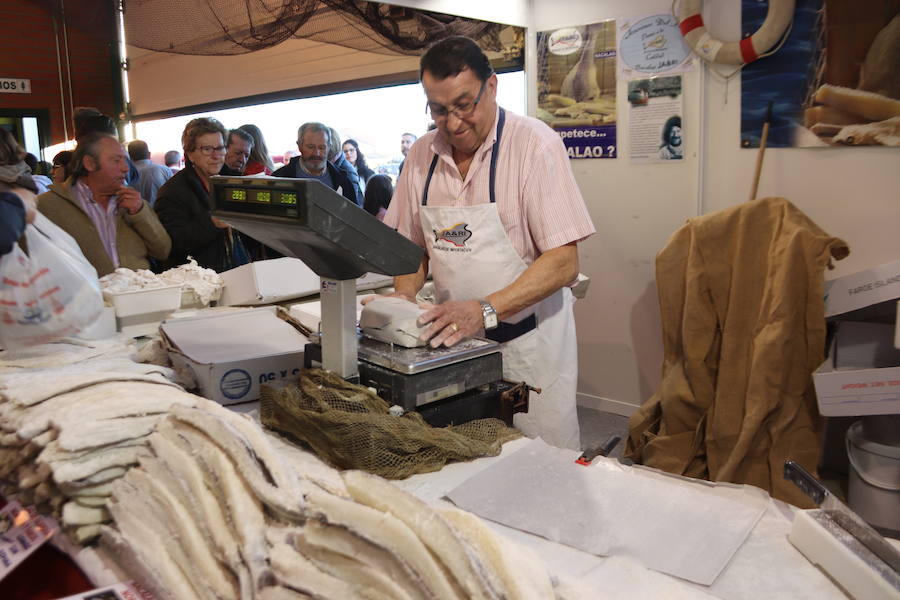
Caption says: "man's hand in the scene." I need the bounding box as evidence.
[417,299,482,348]
[116,187,143,215]
[211,216,231,229]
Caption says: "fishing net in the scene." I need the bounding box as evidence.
[260,368,521,479]
[123,0,519,58]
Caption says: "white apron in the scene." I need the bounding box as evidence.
[418,109,581,450]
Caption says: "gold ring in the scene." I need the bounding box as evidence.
[449,322,459,333]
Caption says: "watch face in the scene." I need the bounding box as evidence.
[481,301,498,329]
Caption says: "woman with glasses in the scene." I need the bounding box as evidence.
[155,117,239,271]
[342,138,375,185]
[51,151,73,184]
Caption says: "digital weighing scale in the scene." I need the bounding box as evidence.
[209,176,526,425]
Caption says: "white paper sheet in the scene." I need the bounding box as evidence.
[445,438,767,585]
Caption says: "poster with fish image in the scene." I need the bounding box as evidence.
[741,0,900,148]
[537,20,618,159]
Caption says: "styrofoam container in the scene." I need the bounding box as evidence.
[103,285,182,337]
[103,285,182,317]
[846,420,900,535]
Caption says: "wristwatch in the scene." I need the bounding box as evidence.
[479,300,498,330]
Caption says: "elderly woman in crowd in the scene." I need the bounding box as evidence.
[155,117,239,271]
[38,132,171,276]
[342,138,375,185]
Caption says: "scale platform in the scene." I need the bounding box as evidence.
[305,335,504,413]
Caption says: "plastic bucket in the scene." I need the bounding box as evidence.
[846,420,900,536]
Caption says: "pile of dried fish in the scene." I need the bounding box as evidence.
[1,338,577,599]
[103,401,565,600]
[0,338,187,542]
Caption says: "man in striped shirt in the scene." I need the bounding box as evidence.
[379,36,595,450]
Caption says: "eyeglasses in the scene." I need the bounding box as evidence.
[426,73,493,120]
[198,145,226,156]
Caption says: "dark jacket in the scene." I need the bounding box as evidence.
[332,153,363,207]
[154,164,227,271]
[219,164,244,176]
[0,191,25,255]
[272,157,357,206]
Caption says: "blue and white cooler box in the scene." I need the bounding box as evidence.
[160,306,308,405]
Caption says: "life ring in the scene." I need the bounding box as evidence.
[678,0,795,65]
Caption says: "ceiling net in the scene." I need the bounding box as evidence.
[123,0,514,57]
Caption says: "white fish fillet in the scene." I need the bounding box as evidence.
[342,470,502,600]
[269,538,362,599]
[265,430,348,498]
[291,524,419,600]
[57,415,162,452]
[439,507,555,600]
[304,487,462,599]
[62,501,110,526]
[46,443,149,484]
[0,366,174,407]
[173,421,273,594]
[258,587,313,600]
[128,463,239,600]
[99,523,190,600]
[170,406,306,522]
[151,420,245,571]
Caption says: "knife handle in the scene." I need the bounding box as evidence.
[783,460,827,505]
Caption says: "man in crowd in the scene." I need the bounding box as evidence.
[165,150,183,170]
[272,122,356,205]
[73,106,140,186]
[38,132,171,277]
[127,139,173,207]
[376,36,595,450]
[220,128,254,176]
[398,131,417,176]
[327,126,363,206]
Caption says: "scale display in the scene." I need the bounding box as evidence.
[225,188,298,206]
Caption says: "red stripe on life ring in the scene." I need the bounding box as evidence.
[739,36,758,63]
[679,14,704,36]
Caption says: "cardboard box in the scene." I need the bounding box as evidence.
[813,336,900,417]
[824,258,900,318]
[161,306,308,405]
[220,257,320,306]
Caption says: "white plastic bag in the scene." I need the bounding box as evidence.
[0,214,103,349]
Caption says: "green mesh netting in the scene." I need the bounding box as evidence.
[260,368,521,479]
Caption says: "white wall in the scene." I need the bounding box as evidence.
[530,0,900,416]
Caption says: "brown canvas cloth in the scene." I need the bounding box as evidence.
[625,198,849,507]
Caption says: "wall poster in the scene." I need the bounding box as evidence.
[741,0,900,148]
[536,20,618,159]
[628,75,684,163]
[617,13,695,78]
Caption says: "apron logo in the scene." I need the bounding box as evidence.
[433,222,472,247]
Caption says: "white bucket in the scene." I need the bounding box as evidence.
[846,420,900,536]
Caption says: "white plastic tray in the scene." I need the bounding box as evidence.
[103,285,181,318]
